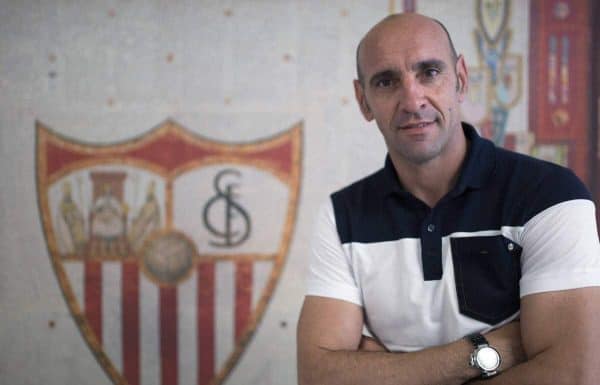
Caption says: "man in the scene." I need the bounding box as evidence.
[297,13,600,385]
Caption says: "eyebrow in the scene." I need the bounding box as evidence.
[412,59,447,72]
[368,59,448,87]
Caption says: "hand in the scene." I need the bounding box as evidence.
[485,322,526,372]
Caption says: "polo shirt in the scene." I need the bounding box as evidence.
[306,123,600,352]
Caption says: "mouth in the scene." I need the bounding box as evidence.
[398,121,436,130]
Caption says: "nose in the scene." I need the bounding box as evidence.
[398,77,427,113]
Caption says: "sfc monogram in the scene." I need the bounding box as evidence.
[36,120,302,385]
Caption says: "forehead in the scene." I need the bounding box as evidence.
[359,18,452,77]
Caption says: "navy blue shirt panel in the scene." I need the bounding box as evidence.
[330,124,592,280]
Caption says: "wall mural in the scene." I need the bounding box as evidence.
[465,0,592,184]
[528,0,592,184]
[36,120,302,385]
[463,0,523,149]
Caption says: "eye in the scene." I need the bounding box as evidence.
[375,78,397,88]
[423,67,441,79]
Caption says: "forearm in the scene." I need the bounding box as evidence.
[472,288,600,385]
[298,337,479,385]
[469,346,593,385]
[297,297,520,385]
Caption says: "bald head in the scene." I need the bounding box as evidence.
[355,13,458,85]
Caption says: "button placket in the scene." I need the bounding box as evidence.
[421,212,442,281]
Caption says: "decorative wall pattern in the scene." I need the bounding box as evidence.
[529,0,592,183]
[462,0,523,149]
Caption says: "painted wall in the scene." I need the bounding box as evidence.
[0,1,594,384]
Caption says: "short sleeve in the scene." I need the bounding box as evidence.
[519,199,600,297]
[305,200,363,306]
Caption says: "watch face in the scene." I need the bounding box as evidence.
[476,346,500,371]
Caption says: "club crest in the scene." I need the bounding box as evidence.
[36,120,302,385]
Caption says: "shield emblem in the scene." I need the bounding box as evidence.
[495,54,522,109]
[476,0,510,45]
[461,65,490,125]
[36,120,302,385]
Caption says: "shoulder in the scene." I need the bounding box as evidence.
[492,146,592,221]
[331,167,386,207]
[328,166,391,244]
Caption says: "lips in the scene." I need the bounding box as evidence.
[399,121,435,130]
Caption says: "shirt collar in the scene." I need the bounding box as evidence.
[380,122,496,197]
[381,154,406,195]
[453,122,496,193]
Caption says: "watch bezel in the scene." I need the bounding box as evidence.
[472,345,501,376]
[467,333,502,378]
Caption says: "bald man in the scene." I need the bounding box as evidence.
[297,13,600,385]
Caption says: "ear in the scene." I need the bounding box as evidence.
[353,79,374,121]
[455,55,469,103]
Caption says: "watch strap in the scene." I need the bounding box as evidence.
[467,332,489,348]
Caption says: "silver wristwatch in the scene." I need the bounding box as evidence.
[467,332,501,378]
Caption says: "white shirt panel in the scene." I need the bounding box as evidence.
[306,202,362,306]
[519,199,600,296]
[305,199,600,352]
[347,237,477,351]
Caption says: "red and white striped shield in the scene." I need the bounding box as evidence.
[36,120,302,385]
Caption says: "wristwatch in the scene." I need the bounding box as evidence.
[467,332,501,379]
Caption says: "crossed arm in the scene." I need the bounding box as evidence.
[297,287,600,385]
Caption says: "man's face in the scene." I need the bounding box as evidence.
[354,15,468,165]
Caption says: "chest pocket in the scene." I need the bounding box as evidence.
[451,235,522,325]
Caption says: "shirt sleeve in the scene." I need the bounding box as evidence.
[519,199,600,297]
[305,200,363,306]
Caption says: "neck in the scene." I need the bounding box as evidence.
[390,129,468,208]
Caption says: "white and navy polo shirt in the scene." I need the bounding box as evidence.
[306,123,600,352]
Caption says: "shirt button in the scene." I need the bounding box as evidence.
[427,224,435,232]
[507,242,515,251]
